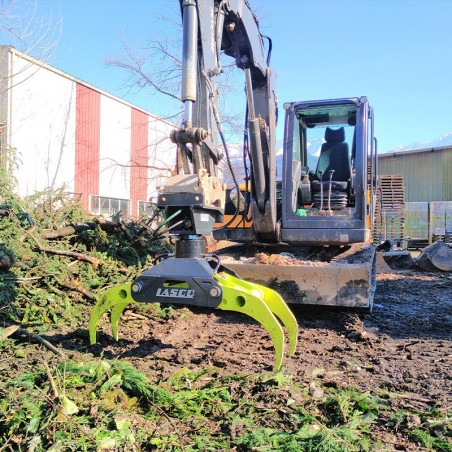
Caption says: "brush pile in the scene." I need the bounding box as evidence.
[0,189,170,329]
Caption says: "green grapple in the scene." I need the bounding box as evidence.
[89,259,298,371]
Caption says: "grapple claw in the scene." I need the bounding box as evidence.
[89,284,135,345]
[220,275,298,356]
[110,299,134,341]
[215,272,298,370]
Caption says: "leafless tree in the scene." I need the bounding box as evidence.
[0,0,62,62]
[105,9,248,189]
[105,9,246,139]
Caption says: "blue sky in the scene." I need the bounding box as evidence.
[5,0,452,152]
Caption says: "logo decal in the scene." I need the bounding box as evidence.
[156,288,195,298]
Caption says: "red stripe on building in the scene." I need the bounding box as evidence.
[75,84,101,210]
[130,108,149,217]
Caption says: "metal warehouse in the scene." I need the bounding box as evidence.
[378,146,451,202]
[0,46,177,217]
[378,146,452,243]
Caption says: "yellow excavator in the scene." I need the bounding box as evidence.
[89,0,377,370]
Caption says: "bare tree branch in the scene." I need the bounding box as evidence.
[0,0,62,61]
[104,7,251,189]
[0,0,63,96]
[101,157,172,174]
[105,36,182,103]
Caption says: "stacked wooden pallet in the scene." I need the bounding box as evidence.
[373,175,405,243]
[432,233,452,245]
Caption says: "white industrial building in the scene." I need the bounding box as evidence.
[0,46,177,217]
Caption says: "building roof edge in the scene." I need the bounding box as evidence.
[379,145,451,158]
[3,45,177,128]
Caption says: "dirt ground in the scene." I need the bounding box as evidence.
[52,267,452,410]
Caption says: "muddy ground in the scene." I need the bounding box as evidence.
[47,268,452,410]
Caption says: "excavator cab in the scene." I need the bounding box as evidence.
[281,97,377,245]
[215,97,377,247]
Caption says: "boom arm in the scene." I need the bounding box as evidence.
[163,0,278,243]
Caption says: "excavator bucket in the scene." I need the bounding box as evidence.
[217,242,377,310]
[88,275,298,370]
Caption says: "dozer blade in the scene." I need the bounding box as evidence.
[89,283,135,345]
[215,272,298,370]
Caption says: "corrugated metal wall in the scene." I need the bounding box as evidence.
[442,150,452,200]
[75,84,100,208]
[3,46,177,217]
[378,147,451,202]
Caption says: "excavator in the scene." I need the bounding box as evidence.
[89,0,377,370]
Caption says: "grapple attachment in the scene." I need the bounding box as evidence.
[89,272,298,370]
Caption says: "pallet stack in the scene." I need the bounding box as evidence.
[373,175,405,243]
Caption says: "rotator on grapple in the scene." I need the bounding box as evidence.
[89,0,298,370]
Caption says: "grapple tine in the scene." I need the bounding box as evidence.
[218,273,298,355]
[110,300,135,341]
[215,272,286,370]
[221,275,299,356]
[89,284,135,345]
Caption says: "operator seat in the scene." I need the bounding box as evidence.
[312,127,351,209]
[319,127,346,155]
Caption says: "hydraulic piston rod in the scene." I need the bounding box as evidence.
[181,0,198,127]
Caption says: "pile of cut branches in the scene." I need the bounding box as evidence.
[0,188,171,330]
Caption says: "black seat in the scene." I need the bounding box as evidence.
[311,127,351,210]
[320,127,346,154]
[312,127,350,191]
